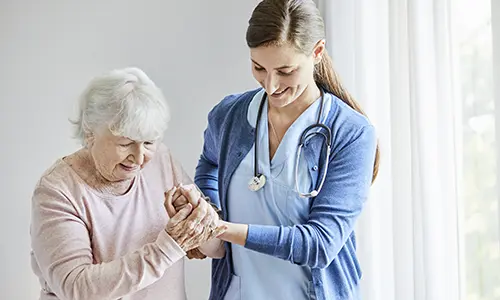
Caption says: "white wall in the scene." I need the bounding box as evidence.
[0,1,259,299]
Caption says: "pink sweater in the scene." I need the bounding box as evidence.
[30,144,192,300]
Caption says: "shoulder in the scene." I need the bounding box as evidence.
[35,159,78,194]
[202,88,261,146]
[32,158,83,211]
[326,93,377,153]
[208,88,262,121]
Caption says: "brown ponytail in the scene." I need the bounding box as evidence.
[315,51,380,183]
[247,0,380,183]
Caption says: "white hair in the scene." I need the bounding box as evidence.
[71,67,170,145]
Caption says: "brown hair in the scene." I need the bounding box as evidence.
[246,0,380,183]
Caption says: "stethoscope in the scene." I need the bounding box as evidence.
[248,91,332,198]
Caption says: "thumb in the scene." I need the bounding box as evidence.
[164,188,177,218]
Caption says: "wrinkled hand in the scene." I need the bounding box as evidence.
[164,187,226,252]
[164,184,200,218]
[165,185,220,234]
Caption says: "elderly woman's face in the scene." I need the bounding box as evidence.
[88,129,158,182]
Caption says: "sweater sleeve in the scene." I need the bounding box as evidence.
[244,125,377,269]
[30,185,186,300]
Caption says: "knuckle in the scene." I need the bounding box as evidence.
[187,221,196,230]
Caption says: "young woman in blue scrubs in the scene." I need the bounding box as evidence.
[170,0,380,299]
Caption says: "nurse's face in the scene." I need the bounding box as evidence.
[250,41,325,109]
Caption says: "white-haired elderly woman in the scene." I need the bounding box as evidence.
[30,67,225,300]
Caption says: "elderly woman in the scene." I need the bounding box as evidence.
[29,67,224,300]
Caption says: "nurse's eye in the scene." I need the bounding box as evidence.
[254,66,265,72]
[278,70,295,76]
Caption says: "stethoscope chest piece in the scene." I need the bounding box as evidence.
[248,173,266,191]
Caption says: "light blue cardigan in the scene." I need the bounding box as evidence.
[195,88,377,300]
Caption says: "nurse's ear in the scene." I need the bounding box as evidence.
[312,39,326,65]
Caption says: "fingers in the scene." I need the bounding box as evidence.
[179,184,201,206]
[172,187,183,202]
[197,203,218,236]
[172,195,189,211]
[182,224,228,251]
[164,187,178,218]
[169,203,193,226]
[184,199,208,233]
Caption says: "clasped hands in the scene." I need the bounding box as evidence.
[164,184,226,258]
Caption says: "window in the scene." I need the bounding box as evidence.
[453,0,500,299]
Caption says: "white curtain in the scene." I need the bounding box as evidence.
[315,0,462,299]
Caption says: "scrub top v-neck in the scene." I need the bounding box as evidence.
[224,89,331,300]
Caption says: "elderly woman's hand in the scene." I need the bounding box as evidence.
[164,188,226,252]
[164,184,200,218]
[165,185,221,234]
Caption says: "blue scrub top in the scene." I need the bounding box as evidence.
[224,89,331,300]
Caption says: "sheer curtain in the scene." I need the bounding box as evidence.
[315,0,461,299]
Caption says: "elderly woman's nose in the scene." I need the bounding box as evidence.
[131,144,146,164]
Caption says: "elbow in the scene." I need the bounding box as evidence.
[58,288,88,300]
[58,270,101,300]
[300,223,345,269]
[309,236,340,269]
[60,285,88,300]
[310,249,334,269]
[296,250,334,269]
[294,232,337,269]
[290,245,334,269]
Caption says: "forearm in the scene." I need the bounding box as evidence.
[217,221,249,246]
[218,221,342,269]
[195,221,248,257]
[35,229,185,300]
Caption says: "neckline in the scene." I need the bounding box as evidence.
[59,158,139,200]
[261,95,323,166]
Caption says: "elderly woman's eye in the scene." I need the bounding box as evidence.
[120,143,133,147]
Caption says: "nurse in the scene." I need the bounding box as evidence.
[171,0,380,299]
